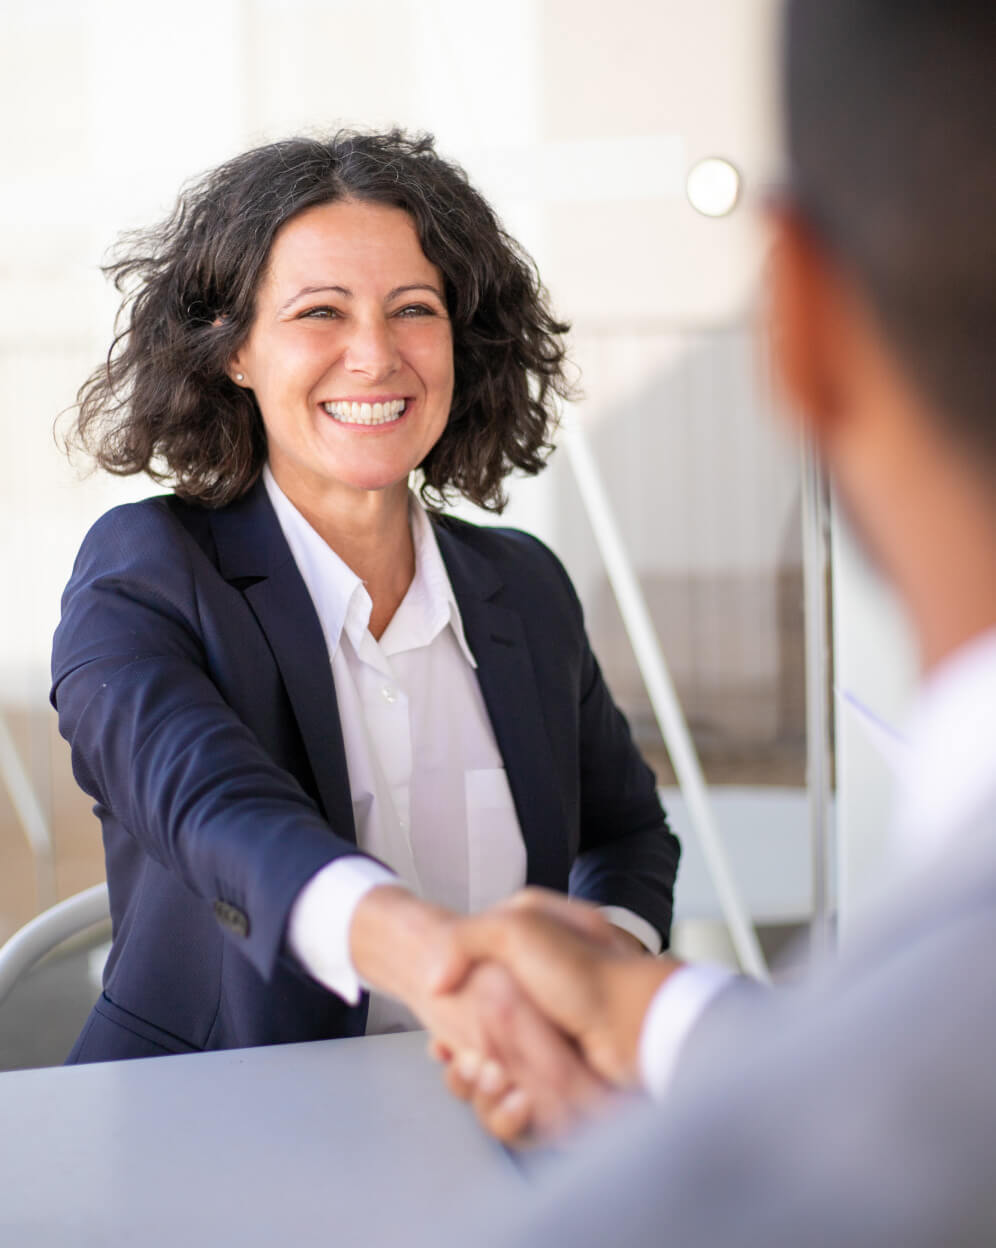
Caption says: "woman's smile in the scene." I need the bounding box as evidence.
[321,396,410,426]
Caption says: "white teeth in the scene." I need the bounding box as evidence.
[323,398,407,425]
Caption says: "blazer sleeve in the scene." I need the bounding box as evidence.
[523,537,681,943]
[50,502,360,983]
[569,632,681,944]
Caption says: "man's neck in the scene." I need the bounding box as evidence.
[849,396,996,677]
[903,494,996,676]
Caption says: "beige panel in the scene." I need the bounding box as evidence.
[541,0,780,159]
[245,0,417,137]
[537,0,780,323]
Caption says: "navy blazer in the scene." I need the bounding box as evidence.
[52,481,679,1063]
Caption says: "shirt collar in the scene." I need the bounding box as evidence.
[262,465,476,668]
[893,625,996,867]
[380,498,477,667]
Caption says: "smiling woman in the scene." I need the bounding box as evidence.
[229,199,456,536]
[52,130,680,1139]
[72,130,567,513]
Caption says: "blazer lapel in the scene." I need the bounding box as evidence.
[435,521,571,890]
[209,481,356,845]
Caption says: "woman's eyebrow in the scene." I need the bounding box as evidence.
[278,282,444,314]
[387,283,445,301]
[279,284,350,313]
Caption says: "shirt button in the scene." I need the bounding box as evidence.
[381,686,398,704]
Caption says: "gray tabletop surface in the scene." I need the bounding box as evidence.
[0,1030,529,1246]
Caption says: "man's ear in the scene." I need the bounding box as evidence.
[767,207,849,454]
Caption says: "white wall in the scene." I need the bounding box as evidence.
[1,0,791,728]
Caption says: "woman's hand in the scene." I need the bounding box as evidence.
[348,885,612,1143]
[430,888,681,1089]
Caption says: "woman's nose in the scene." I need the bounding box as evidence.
[343,315,400,381]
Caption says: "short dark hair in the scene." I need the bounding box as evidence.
[70,130,575,510]
[785,0,996,471]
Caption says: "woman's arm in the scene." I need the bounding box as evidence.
[54,503,605,1132]
[51,501,365,983]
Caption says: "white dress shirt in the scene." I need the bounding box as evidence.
[639,626,996,1097]
[264,468,658,1034]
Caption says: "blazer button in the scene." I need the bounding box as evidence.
[213,899,250,938]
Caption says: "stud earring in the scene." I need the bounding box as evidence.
[235,373,245,382]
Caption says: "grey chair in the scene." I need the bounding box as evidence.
[0,883,110,1071]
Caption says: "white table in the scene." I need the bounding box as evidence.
[0,1031,528,1245]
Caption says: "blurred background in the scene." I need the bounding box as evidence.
[0,0,916,1054]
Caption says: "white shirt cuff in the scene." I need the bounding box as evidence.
[598,905,662,956]
[287,856,401,1004]
[638,963,737,1099]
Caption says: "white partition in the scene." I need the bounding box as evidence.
[830,501,918,930]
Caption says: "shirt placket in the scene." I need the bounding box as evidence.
[354,631,419,893]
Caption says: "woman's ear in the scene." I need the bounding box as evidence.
[214,317,249,387]
[226,355,249,387]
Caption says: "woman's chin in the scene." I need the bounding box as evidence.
[314,469,414,499]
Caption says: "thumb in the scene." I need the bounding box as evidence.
[427,915,502,994]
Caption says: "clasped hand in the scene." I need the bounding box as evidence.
[424,890,679,1143]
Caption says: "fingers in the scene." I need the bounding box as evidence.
[427,1036,452,1063]
[506,888,614,941]
[437,1043,536,1143]
[430,891,617,996]
[428,958,601,1143]
[460,963,612,1139]
[480,1088,533,1143]
[444,1039,609,1144]
[442,1048,481,1103]
[453,910,608,1044]
[471,1077,533,1144]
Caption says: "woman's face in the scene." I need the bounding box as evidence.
[230,197,454,510]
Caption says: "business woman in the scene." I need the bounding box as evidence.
[53,130,679,1128]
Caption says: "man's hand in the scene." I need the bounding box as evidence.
[347,884,611,1143]
[432,889,683,1088]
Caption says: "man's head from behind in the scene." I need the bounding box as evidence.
[773,0,996,665]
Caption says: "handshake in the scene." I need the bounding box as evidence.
[353,886,682,1144]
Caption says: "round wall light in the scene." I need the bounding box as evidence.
[686,157,742,218]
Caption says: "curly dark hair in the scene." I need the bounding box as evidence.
[70,129,576,510]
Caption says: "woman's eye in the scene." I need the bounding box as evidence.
[395,303,435,318]
[299,306,340,319]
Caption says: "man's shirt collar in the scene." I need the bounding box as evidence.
[894,625,996,866]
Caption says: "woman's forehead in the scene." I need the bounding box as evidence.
[261,198,439,294]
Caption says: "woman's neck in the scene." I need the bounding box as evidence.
[273,470,416,639]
